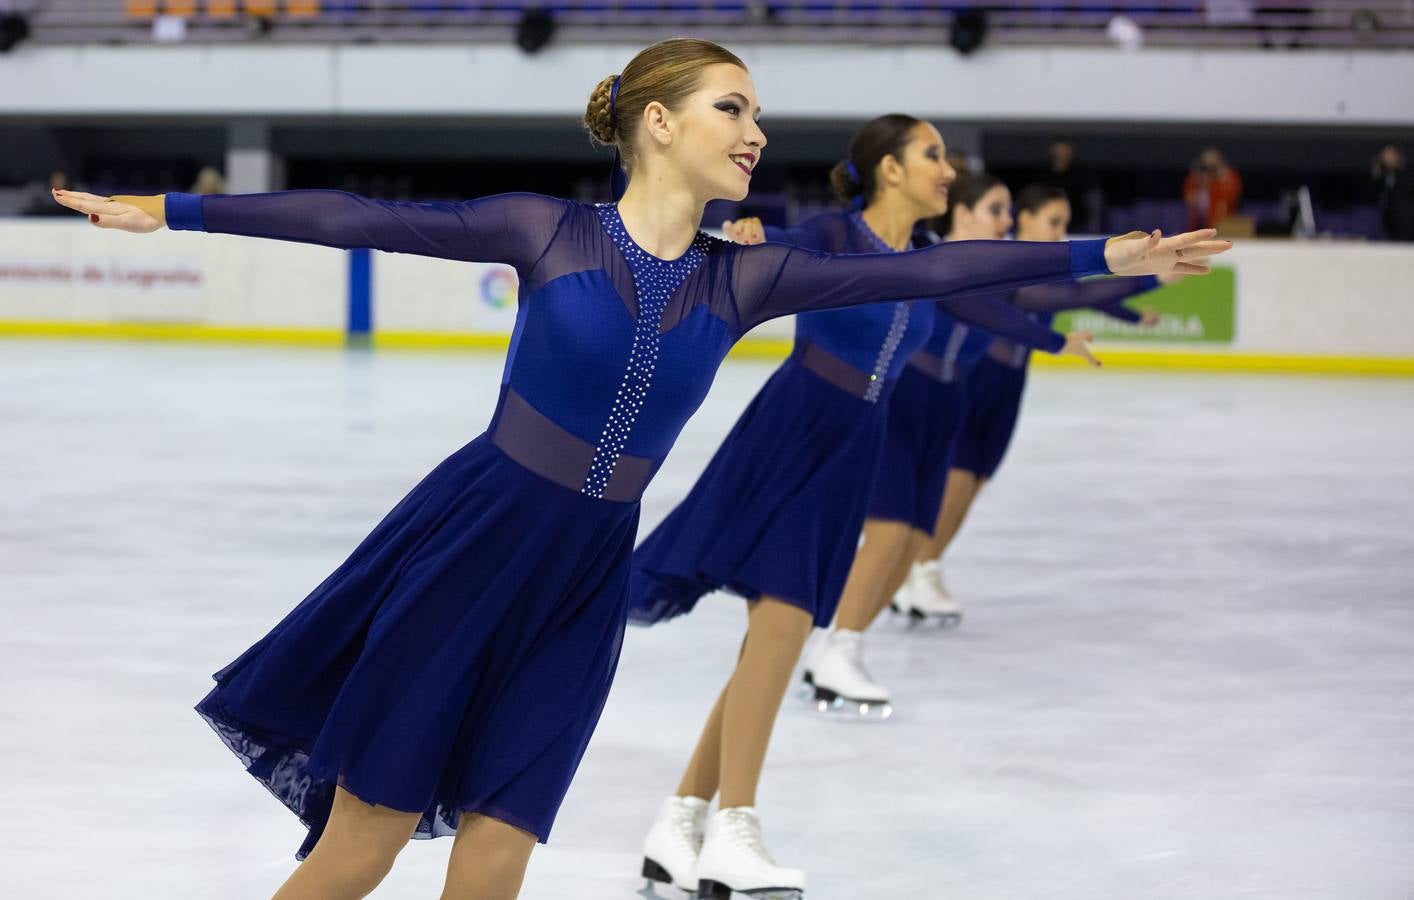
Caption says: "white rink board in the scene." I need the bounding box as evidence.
[0,221,346,330]
[3,220,1413,357]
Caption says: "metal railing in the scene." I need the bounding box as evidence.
[16,1,1414,49]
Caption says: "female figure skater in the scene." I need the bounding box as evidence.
[52,40,1222,900]
[901,181,1171,622]
[629,127,1106,899]
[811,179,1174,714]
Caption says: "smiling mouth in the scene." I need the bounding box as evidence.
[730,153,756,176]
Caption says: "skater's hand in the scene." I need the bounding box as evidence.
[1104,228,1229,278]
[1061,330,1101,367]
[51,190,165,232]
[722,217,766,245]
[1138,308,1161,328]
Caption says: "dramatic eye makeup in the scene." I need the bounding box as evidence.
[714,93,762,122]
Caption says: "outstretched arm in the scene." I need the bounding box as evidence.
[51,188,571,273]
[729,230,1226,333]
[1093,300,1145,324]
[947,293,1068,354]
[1011,274,1162,315]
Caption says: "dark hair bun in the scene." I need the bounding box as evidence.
[829,160,863,205]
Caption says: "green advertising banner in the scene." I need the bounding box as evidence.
[1052,267,1236,343]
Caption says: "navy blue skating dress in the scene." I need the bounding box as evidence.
[953,277,1161,480]
[867,303,1000,532]
[628,212,1097,628]
[161,189,1111,858]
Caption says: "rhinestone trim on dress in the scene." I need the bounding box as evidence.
[584,204,710,498]
[853,212,912,404]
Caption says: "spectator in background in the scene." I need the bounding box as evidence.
[1038,137,1101,232]
[1184,146,1242,230]
[1371,145,1414,241]
[190,166,227,195]
[22,171,74,217]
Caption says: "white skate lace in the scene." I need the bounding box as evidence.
[722,809,777,865]
[834,632,878,687]
[919,561,949,596]
[670,801,705,852]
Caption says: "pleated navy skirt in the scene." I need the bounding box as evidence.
[952,357,1028,480]
[867,364,970,533]
[628,359,890,629]
[196,434,639,859]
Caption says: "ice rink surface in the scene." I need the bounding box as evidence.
[2,340,1412,900]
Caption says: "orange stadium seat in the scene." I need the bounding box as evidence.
[206,0,239,17]
[243,0,278,15]
[125,0,159,17]
[286,0,321,17]
[164,0,199,16]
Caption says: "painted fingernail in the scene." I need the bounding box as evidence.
[90,214,99,223]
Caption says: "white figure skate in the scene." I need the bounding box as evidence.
[696,807,806,899]
[641,795,709,897]
[805,629,891,720]
[891,560,962,628]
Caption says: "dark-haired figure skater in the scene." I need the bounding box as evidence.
[812,181,1176,715]
[629,120,1105,899]
[903,182,1172,622]
[53,41,1223,900]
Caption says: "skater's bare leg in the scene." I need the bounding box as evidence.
[439,812,537,900]
[719,597,813,809]
[921,469,984,562]
[834,519,914,633]
[272,786,419,900]
[677,679,729,802]
[676,634,748,802]
[864,527,928,623]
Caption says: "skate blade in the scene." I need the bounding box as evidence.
[890,604,961,630]
[889,603,924,630]
[809,687,893,721]
[641,859,696,898]
[794,670,817,701]
[698,881,803,900]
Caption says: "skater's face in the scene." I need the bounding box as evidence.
[955,185,1013,240]
[1017,198,1071,242]
[638,63,766,203]
[879,122,955,220]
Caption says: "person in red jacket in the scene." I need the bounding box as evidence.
[1184,147,1242,230]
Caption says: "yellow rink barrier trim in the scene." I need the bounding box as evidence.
[1031,347,1414,377]
[3,322,1412,377]
[0,320,345,346]
[372,331,517,352]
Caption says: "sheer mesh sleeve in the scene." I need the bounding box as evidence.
[1011,274,1161,315]
[1094,300,1144,324]
[166,190,571,274]
[762,217,844,252]
[762,224,807,247]
[728,237,1109,333]
[946,294,1066,354]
